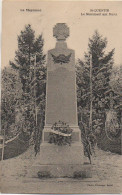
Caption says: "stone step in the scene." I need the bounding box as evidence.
[29,164,92,178]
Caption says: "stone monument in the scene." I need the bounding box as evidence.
[43,23,81,142]
[30,23,91,178]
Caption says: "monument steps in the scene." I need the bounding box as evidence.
[29,164,92,178]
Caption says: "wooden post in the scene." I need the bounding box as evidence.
[1,130,5,161]
[89,54,93,132]
[1,98,6,161]
[110,91,114,110]
[34,55,37,126]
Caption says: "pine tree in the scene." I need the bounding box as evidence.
[9,24,46,146]
[10,24,46,93]
[77,30,115,136]
[1,67,22,137]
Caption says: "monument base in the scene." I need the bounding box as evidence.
[29,142,92,178]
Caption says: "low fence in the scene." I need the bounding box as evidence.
[0,133,29,160]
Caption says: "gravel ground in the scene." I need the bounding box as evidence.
[1,146,122,194]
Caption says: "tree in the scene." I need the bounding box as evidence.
[1,67,22,138]
[10,24,46,93]
[9,24,46,150]
[109,65,121,123]
[77,30,115,136]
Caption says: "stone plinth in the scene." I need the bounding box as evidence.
[29,143,91,178]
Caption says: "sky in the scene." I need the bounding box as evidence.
[2,1,122,68]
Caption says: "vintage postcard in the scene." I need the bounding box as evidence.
[1,0,122,194]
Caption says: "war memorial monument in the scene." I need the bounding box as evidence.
[30,23,91,178]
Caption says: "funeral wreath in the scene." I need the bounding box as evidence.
[49,121,73,146]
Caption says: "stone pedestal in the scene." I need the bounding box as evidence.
[29,143,91,178]
[30,23,91,178]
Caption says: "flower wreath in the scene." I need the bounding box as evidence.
[48,120,73,146]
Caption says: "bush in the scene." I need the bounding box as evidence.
[38,171,51,178]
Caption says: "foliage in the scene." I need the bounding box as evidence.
[73,171,88,178]
[109,65,121,123]
[79,121,96,163]
[9,24,46,153]
[77,30,115,137]
[1,67,22,138]
[49,121,73,146]
[10,24,46,105]
[38,171,51,178]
